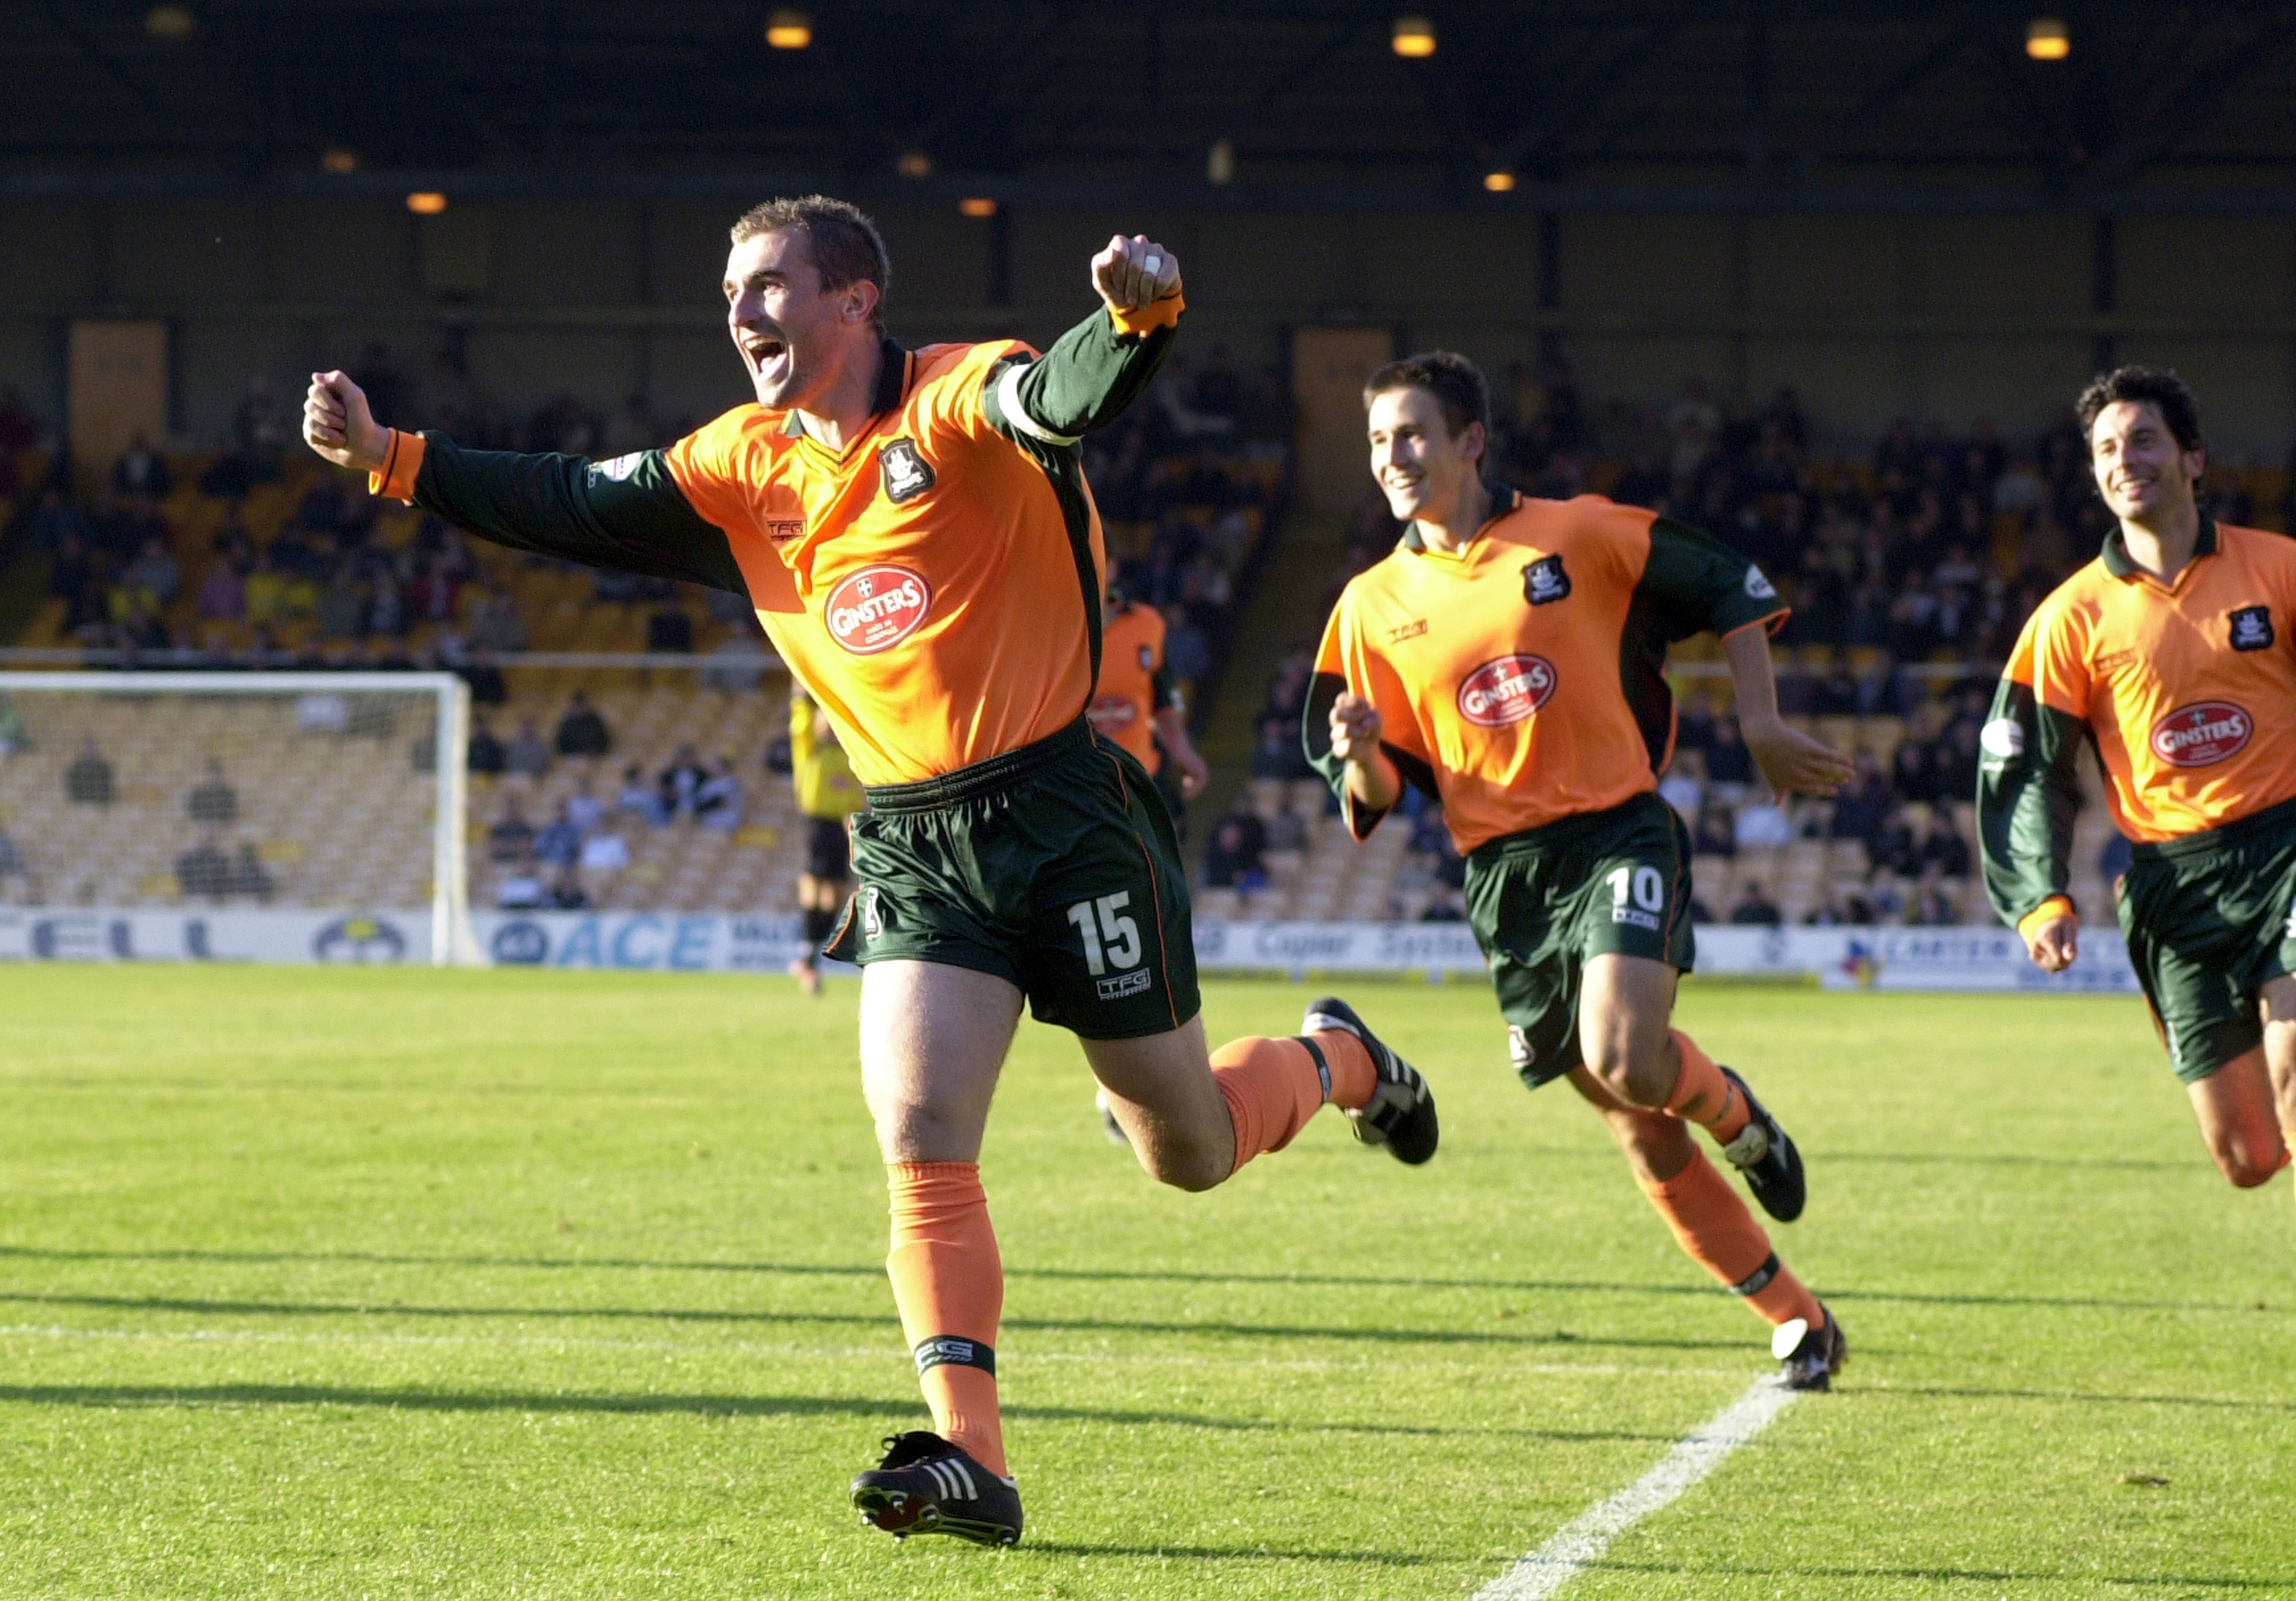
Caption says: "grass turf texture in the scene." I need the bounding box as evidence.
[0,967,2289,1600]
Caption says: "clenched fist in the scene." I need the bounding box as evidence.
[302,371,390,474]
[1092,234,1180,314]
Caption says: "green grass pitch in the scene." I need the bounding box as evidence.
[0,965,2289,1599]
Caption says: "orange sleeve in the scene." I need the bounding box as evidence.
[2020,595,2094,719]
[369,429,427,503]
[660,408,772,539]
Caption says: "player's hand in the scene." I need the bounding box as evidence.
[1328,693,1383,766]
[2026,913,2079,973]
[1092,235,1181,313]
[1171,744,1209,800]
[1740,714,1855,797]
[302,371,390,473]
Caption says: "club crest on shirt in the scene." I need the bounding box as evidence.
[2229,605,2274,651]
[825,564,933,655]
[2150,701,2252,768]
[1087,693,1139,734]
[878,437,936,504]
[1522,555,1571,605]
[1457,654,1558,727]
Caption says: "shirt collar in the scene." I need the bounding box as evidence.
[779,336,911,441]
[1399,478,1519,554]
[2100,509,2217,579]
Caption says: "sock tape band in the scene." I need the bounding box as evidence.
[1729,1251,1781,1298]
[914,1335,997,1377]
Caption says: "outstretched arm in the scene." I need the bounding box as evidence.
[1978,664,2087,972]
[303,371,746,594]
[985,236,1184,446]
[1722,625,1855,796]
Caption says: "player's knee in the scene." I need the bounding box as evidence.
[1585,1032,1671,1108]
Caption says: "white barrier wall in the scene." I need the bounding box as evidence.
[0,909,2140,993]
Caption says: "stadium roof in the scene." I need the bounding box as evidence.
[8,2,2296,213]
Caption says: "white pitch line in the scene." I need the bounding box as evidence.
[1474,1376,1799,1601]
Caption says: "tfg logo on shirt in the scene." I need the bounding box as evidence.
[825,565,933,654]
[878,437,936,503]
[1458,654,1558,727]
[2230,605,2275,651]
[1522,555,1571,605]
[2150,701,2253,767]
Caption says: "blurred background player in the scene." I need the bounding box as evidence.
[1089,580,1208,833]
[305,195,1436,1549]
[1308,352,1856,1389]
[788,686,861,996]
[1983,366,2296,1201]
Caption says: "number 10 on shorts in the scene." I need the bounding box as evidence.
[1607,865,1664,931]
[1068,892,1152,998]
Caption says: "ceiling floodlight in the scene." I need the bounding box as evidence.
[766,9,813,49]
[406,191,448,215]
[896,150,933,178]
[1483,169,1516,192]
[1391,16,1436,58]
[145,5,197,39]
[2025,17,2070,60]
[959,197,998,218]
[1208,138,1236,185]
[321,148,358,173]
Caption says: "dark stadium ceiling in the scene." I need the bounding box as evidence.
[7,1,2296,211]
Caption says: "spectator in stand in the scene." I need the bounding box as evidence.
[111,435,171,500]
[65,739,113,805]
[1828,751,1893,849]
[0,384,36,454]
[0,694,25,756]
[1692,798,1736,858]
[368,569,407,638]
[696,756,744,831]
[1920,805,1972,880]
[231,840,273,901]
[1202,811,1268,894]
[1729,880,1782,926]
[0,822,25,895]
[704,632,770,693]
[504,718,552,780]
[467,715,506,776]
[646,603,695,654]
[467,584,527,654]
[616,763,668,826]
[533,802,583,869]
[175,834,234,900]
[1249,714,1312,782]
[1908,882,1959,926]
[187,759,238,826]
[1658,754,1704,824]
[554,691,612,759]
[195,557,246,622]
[496,852,548,911]
[461,654,509,707]
[1704,716,1754,794]
[315,570,367,639]
[488,799,535,863]
[123,537,180,607]
[1162,603,1211,687]
[658,744,707,820]
[548,865,591,910]
[1733,788,1793,850]
[565,774,606,834]
[1890,737,1945,806]
[1869,806,1924,878]
[579,828,631,876]
[27,487,93,555]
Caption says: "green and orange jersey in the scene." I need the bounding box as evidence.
[1979,516,2296,933]
[371,293,1184,789]
[1088,599,1180,769]
[1306,488,1788,853]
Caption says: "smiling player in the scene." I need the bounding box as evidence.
[305,195,1436,1548]
[1982,366,2296,1200]
[1307,352,1855,1388]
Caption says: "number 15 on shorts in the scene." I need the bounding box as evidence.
[1068,892,1153,1000]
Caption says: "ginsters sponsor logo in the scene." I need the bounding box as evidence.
[1086,693,1139,733]
[2149,701,2253,768]
[825,566,931,655]
[1457,654,1557,728]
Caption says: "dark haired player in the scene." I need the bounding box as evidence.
[1983,365,2296,1200]
[305,195,1436,1548]
[1307,351,1855,1388]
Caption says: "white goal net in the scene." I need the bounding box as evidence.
[0,672,471,964]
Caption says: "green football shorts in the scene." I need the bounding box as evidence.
[1462,791,1697,1091]
[824,718,1201,1040]
[2115,794,2296,1084]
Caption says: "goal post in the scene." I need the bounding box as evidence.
[0,671,474,966]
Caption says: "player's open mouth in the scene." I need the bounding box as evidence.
[741,334,789,383]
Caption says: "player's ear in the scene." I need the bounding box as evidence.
[843,280,881,327]
[1459,419,1487,466]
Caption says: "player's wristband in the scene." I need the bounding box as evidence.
[1109,288,1185,336]
[2015,896,2076,944]
[369,428,427,503]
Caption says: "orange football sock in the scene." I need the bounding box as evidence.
[1665,1030,1751,1145]
[1208,1030,1371,1175]
[885,1162,1008,1478]
[1636,1148,1824,1331]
